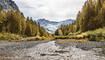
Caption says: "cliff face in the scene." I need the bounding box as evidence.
[0,0,19,10]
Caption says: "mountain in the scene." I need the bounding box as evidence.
[37,19,74,33]
[0,0,19,10]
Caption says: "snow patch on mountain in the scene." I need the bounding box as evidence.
[37,19,74,33]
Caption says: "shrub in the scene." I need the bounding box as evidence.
[88,34,96,41]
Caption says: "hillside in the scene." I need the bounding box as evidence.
[55,0,105,42]
[0,0,52,41]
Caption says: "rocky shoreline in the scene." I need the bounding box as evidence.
[0,41,105,60]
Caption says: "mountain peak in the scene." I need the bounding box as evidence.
[37,19,74,33]
[37,19,59,24]
[0,0,19,10]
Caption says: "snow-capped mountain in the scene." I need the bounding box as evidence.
[37,19,74,33]
[0,0,19,10]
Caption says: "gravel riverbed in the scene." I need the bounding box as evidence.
[0,40,105,60]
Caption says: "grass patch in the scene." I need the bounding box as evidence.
[73,27,105,42]
[0,33,53,42]
[56,38,88,42]
[0,33,22,42]
[79,27,105,42]
[24,36,52,41]
[55,27,105,42]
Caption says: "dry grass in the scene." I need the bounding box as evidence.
[0,33,22,41]
[56,38,88,42]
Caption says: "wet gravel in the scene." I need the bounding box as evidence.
[0,40,105,60]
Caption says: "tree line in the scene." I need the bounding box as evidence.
[0,10,52,37]
[55,0,105,36]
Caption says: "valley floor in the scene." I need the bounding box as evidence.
[0,40,105,60]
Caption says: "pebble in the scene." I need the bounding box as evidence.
[0,41,105,60]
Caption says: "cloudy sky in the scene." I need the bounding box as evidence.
[13,0,87,21]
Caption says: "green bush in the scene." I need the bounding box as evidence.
[88,34,96,41]
[87,28,105,41]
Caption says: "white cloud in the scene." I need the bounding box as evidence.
[13,0,87,21]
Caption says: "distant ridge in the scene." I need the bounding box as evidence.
[37,19,74,33]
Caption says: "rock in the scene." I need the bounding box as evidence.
[0,41,105,60]
[0,0,19,10]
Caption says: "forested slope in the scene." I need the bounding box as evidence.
[55,0,105,41]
